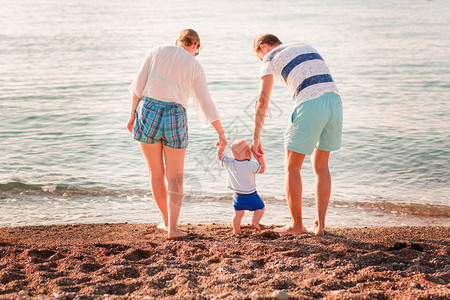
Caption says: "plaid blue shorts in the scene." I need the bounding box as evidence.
[132,97,188,149]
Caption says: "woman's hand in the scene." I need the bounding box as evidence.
[217,132,227,151]
[210,120,227,150]
[127,114,136,133]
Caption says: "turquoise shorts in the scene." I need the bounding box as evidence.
[285,92,342,155]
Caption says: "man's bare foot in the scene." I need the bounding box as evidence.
[167,228,188,240]
[306,224,325,236]
[274,224,306,235]
[251,222,261,232]
[157,223,168,231]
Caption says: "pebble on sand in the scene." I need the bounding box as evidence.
[272,290,289,300]
[218,292,232,298]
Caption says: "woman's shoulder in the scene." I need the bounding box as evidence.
[148,45,174,54]
[156,46,199,62]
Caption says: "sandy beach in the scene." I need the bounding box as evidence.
[0,223,448,299]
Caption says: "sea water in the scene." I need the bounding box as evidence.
[0,0,449,227]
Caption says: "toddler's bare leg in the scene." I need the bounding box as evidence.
[233,210,245,235]
[251,207,265,231]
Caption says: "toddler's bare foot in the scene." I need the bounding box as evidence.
[167,228,188,240]
[274,224,306,235]
[157,223,168,231]
[251,222,261,232]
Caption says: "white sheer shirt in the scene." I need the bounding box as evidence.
[129,45,220,125]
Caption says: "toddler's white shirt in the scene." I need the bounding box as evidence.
[221,156,261,194]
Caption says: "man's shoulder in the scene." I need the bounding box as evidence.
[263,43,309,62]
[279,43,317,56]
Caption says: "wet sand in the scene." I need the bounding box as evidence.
[0,223,449,299]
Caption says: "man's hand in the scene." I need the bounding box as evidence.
[251,138,264,159]
[127,114,136,132]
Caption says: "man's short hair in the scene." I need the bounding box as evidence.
[253,34,282,52]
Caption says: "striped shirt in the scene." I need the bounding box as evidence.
[259,43,339,108]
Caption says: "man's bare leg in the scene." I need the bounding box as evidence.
[308,149,331,236]
[275,150,306,234]
[163,145,188,239]
[233,210,245,235]
[139,142,168,228]
[251,207,265,231]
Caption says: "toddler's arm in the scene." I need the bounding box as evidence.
[217,144,225,161]
[255,154,265,174]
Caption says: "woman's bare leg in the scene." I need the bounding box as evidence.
[139,142,168,228]
[163,145,187,239]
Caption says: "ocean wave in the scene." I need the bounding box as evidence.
[1,181,448,219]
[0,181,147,197]
[331,200,450,218]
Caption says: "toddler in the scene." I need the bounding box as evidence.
[218,139,265,235]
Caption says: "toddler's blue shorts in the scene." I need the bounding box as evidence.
[233,191,265,211]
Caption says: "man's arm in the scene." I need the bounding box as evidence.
[252,75,274,158]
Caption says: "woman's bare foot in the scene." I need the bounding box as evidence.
[274,224,306,235]
[157,223,168,231]
[307,220,325,236]
[167,228,188,240]
[251,222,261,232]
[306,224,325,236]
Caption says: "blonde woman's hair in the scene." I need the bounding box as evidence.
[178,29,201,48]
[253,34,282,52]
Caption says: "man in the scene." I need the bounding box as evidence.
[251,34,342,235]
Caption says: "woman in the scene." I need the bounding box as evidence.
[127,29,226,239]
